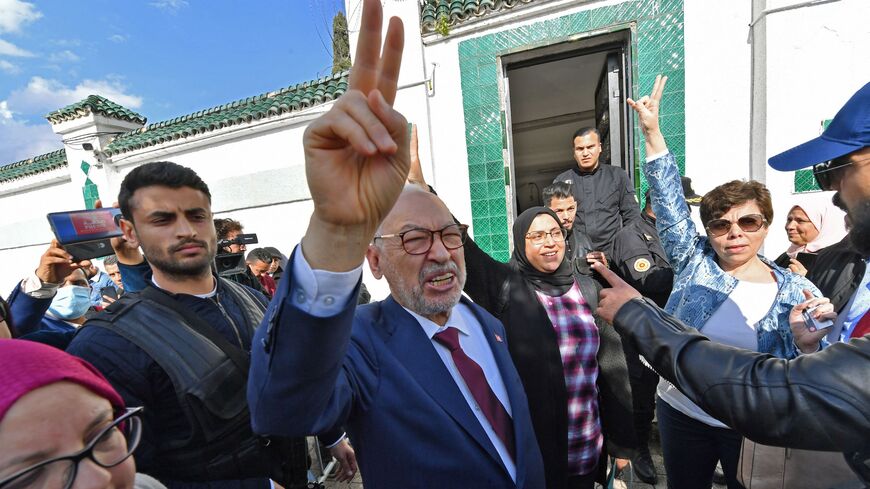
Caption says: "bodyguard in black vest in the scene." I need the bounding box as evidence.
[67,162,309,489]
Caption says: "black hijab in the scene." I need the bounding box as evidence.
[510,206,575,296]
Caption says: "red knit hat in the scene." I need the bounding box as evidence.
[0,339,125,421]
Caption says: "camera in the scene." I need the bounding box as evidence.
[802,305,834,332]
[214,233,259,277]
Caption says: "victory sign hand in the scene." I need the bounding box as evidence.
[627,75,668,155]
[304,0,408,232]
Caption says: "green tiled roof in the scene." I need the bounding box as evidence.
[0,149,67,183]
[46,95,147,125]
[421,0,534,34]
[104,71,349,157]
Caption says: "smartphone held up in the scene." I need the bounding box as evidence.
[46,208,124,261]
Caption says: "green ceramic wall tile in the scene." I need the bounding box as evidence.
[794,169,821,193]
[568,11,590,33]
[475,234,492,250]
[486,179,505,197]
[473,217,491,234]
[484,143,502,162]
[590,6,618,28]
[660,91,684,116]
[486,163,504,180]
[469,181,489,198]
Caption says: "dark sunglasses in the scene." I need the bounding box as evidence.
[813,155,852,191]
[705,214,768,237]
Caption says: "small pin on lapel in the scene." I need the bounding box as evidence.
[495,333,503,343]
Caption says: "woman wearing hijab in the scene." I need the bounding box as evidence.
[0,339,157,489]
[462,206,636,489]
[774,193,848,275]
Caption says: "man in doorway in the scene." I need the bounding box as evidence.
[554,127,639,258]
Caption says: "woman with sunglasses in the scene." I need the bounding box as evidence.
[627,76,833,489]
[0,339,156,489]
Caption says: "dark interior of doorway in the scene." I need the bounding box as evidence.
[505,36,631,215]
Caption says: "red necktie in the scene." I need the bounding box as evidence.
[433,327,516,460]
[850,311,870,338]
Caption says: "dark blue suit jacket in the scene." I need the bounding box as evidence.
[248,257,546,489]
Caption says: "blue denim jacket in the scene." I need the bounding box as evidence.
[645,153,822,359]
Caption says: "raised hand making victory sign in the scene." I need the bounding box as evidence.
[627,74,668,156]
[302,0,409,273]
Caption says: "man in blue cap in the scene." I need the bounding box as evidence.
[591,78,869,483]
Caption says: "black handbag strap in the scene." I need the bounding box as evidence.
[139,285,250,374]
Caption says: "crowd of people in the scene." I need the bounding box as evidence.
[1,2,868,489]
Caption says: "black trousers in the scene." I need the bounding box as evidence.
[657,397,745,489]
[623,340,659,447]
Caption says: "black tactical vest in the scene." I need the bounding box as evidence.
[88,278,308,486]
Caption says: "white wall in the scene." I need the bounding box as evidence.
[683,0,752,196]
[0,175,82,292]
[761,0,870,257]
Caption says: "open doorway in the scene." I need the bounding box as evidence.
[502,30,633,215]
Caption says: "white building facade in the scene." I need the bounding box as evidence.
[1,0,868,299]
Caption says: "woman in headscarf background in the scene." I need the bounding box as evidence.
[0,339,159,489]
[774,192,847,275]
[462,206,636,489]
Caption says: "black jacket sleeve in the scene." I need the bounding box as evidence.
[617,170,640,226]
[462,237,513,314]
[613,298,870,453]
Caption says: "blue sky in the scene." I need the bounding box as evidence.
[0,0,346,165]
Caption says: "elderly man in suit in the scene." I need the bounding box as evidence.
[247,1,545,488]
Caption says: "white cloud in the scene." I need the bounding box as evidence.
[6,76,143,114]
[0,59,20,74]
[150,0,188,13]
[0,38,34,57]
[0,0,42,35]
[108,34,127,43]
[0,116,62,166]
[48,49,80,62]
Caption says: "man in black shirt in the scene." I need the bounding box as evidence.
[554,127,640,258]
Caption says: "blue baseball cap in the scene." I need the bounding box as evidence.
[769,82,870,171]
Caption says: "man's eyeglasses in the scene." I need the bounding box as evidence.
[373,224,469,255]
[525,228,567,246]
[705,214,768,237]
[813,155,852,191]
[0,407,143,489]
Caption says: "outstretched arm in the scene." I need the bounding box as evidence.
[249,0,407,436]
[628,76,700,274]
[594,262,868,452]
[302,0,409,272]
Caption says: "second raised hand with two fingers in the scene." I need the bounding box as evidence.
[627,74,668,156]
[302,0,410,273]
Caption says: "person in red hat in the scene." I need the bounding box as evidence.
[0,339,143,489]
